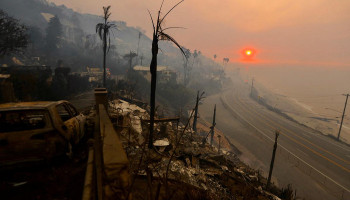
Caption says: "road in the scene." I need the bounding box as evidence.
[200,79,350,200]
[69,90,95,112]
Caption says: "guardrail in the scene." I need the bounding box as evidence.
[82,88,131,200]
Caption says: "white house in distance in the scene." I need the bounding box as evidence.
[80,66,103,82]
[133,65,177,84]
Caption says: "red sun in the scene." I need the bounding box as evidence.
[241,48,256,61]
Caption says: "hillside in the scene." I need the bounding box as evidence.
[1,0,215,72]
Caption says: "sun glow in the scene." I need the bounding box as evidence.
[241,48,257,61]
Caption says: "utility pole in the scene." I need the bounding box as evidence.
[337,94,349,141]
[210,104,216,146]
[250,78,254,96]
[266,130,280,190]
[140,54,144,66]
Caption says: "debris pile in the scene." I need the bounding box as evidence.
[109,99,293,200]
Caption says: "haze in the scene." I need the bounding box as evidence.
[2,0,350,199]
[50,0,350,67]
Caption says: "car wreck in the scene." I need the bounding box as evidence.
[0,100,86,167]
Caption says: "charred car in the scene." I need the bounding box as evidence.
[0,101,86,166]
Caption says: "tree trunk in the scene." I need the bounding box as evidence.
[102,28,107,87]
[149,33,158,148]
[183,62,187,85]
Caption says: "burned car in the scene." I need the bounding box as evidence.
[0,101,86,166]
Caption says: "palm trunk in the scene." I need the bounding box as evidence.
[149,33,158,148]
[183,61,187,85]
[103,29,107,88]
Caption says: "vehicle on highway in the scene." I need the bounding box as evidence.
[0,101,86,167]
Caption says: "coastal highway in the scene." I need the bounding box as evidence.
[200,80,350,200]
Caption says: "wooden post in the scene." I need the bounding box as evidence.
[266,130,279,190]
[193,91,199,134]
[210,104,216,146]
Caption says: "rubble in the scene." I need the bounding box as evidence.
[153,138,169,147]
[109,99,148,135]
[108,99,295,200]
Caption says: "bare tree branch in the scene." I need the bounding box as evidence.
[159,0,184,25]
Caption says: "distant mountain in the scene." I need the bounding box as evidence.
[1,0,221,78]
[1,0,184,66]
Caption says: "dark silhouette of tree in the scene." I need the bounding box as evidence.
[148,0,186,148]
[0,9,28,56]
[123,51,137,70]
[192,49,198,68]
[214,54,217,60]
[182,47,191,85]
[193,50,198,58]
[223,57,229,64]
[45,15,62,52]
[96,6,117,87]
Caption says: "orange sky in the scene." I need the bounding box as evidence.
[49,0,350,67]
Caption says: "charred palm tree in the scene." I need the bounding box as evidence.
[182,47,191,85]
[96,6,117,87]
[148,0,186,148]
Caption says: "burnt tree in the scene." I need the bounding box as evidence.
[148,0,186,148]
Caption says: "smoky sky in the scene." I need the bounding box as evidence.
[49,0,350,68]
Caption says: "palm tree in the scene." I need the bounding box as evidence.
[223,57,229,65]
[182,47,191,85]
[96,6,117,87]
[136,32,142,64]
[148,0,186,148]
[123,51,137,70]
